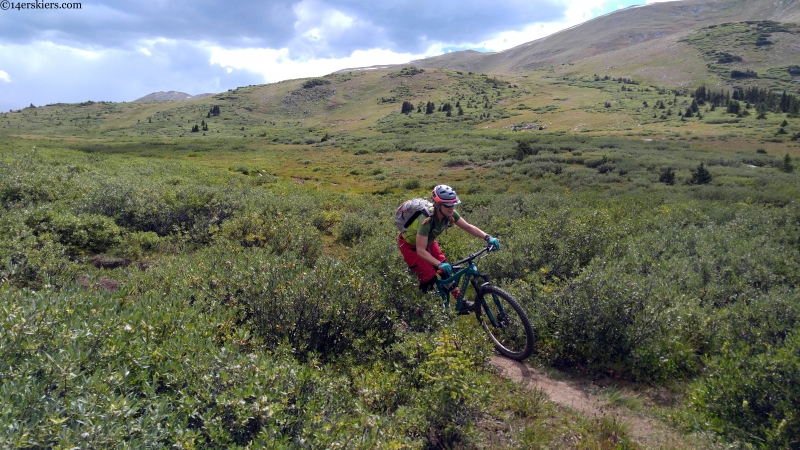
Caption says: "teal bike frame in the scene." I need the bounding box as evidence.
[433,244,535,361]
[434,245,495,311]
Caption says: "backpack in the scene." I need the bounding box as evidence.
[394,198,432,233]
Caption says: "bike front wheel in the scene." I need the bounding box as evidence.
[474,285,534,361]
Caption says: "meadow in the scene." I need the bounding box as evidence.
[1,63,800,448]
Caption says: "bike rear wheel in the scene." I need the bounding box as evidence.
[474,285,534,361]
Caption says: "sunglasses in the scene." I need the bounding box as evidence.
[440,203,456,208]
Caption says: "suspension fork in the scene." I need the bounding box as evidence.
[472,274,507,326]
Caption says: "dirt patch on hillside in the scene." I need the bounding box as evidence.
[490,356,695,449]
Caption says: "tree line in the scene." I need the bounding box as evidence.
[693,86,800,116]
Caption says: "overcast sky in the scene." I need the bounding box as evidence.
[0,0,675,112]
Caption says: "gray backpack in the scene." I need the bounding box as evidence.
[394,198,432,233]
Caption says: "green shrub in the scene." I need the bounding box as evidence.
[24,208,122,255]
[534,261,700,382]
[691,331,800,447]
[78,179,242,241]
[217,211,322,262]
[0,285,413,448]
[302,78,331,88]
[418,330,491,445]
[401,178,421,190]
[115,231,163,260]
[310,210,341,234]
[335,212,376,246]
[0,214,77,288]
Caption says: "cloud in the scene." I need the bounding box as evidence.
[0,40,263,111]
[0,70,10,82]
[0,0,566,56]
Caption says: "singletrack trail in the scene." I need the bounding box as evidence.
[490,356,690,449]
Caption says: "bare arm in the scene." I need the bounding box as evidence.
[415,234,444,267]
[455,217,490,240]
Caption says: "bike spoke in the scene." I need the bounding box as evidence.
[475,285,534,360]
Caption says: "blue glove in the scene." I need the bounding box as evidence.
[438,262,453,277]
[487,236,500,250]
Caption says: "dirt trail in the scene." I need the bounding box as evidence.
[490,356,685,449]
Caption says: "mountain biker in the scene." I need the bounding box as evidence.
[397,184,500,312]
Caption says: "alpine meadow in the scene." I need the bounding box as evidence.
[2,0,800,448]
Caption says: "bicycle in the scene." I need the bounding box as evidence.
[435,244,534,361]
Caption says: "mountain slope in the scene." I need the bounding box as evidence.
[407,0,800,86]
[134,91,216,102]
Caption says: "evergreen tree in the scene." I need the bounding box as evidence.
[689,162,712,185]
[780,154,794,173]
[425,101,435,114]
[659,167,675,185]
[401,101,414,114]
[515,141,538,160]
[191,124,200,133]
[457,107,464,116]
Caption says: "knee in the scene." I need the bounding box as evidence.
[419,276,437,293]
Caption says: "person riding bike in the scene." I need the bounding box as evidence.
[397,184,501,312]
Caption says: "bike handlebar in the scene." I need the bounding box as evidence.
[451,243,497,268]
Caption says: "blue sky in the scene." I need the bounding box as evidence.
[0,0,675,112]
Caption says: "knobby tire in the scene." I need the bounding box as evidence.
[474,285,534,361]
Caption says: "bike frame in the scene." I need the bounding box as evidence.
[434,246,493,311]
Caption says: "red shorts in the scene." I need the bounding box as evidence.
[398,234,446,284]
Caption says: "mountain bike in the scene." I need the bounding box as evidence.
[436,244,534,361]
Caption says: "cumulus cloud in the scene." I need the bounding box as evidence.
[0,0,675,111]
[0,0,565,56]
[0,40,263,111]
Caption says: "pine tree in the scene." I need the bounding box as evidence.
[401,101,414,114]
[425,101,435,114]
[689,162,712,185]
[515,141,537,160]
[780,154,794,173]
[659,167,675,185]
[191,124,199,132]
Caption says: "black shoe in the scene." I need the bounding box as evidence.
[457,300,475,315]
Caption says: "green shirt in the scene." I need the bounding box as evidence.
[401,208,461,246]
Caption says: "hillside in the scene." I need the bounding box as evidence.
[406,0,800,88]
[134,91,216,102]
